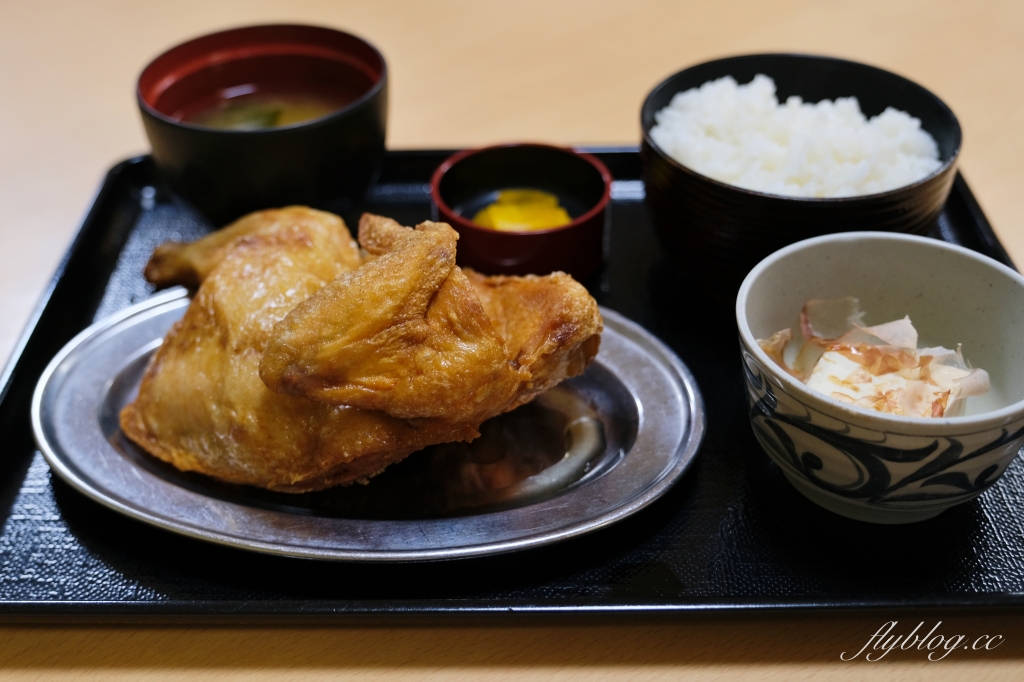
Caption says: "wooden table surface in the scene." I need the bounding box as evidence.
[2,0,1024,679]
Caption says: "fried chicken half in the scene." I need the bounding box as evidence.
[120,209,602,492]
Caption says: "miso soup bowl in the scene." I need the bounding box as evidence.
[736,232,1024,524]
[642,53,962,300]
[138,24,387,226]
[430,144,612,280]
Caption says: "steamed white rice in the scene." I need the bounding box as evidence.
[649,74,942,198]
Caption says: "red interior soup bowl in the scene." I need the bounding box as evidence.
[431,144,612,281]
[138,24,387,225]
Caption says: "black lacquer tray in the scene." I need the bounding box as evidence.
[1,149,1022,621]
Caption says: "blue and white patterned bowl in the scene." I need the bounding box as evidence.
[736,232,1024,524]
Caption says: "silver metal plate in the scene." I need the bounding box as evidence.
[32,288,705,562]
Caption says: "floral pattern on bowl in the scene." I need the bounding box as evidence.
[741,343,1024,523]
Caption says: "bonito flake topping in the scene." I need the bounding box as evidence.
[757,297,990,418]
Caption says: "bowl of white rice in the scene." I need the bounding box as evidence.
[640,54,961,298]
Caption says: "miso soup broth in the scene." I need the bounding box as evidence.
[180,86,350,130]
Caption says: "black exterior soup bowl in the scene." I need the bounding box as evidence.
[138,24,387,226]
[430,144,612,280]
[640,53,962,298]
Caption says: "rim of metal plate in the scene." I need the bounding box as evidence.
[32,288,705,562]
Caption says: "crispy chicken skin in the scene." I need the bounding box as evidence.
[143,208,362,288]
[260,215,603,422]
[259,216,526,422]
[120,209,602,492]
[463,269,603,413]
[121,208,478,491]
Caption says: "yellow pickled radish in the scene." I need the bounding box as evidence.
[472,189,572,231]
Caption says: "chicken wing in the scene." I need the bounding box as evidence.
[259,216,527,422]
[260,215,602,423]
